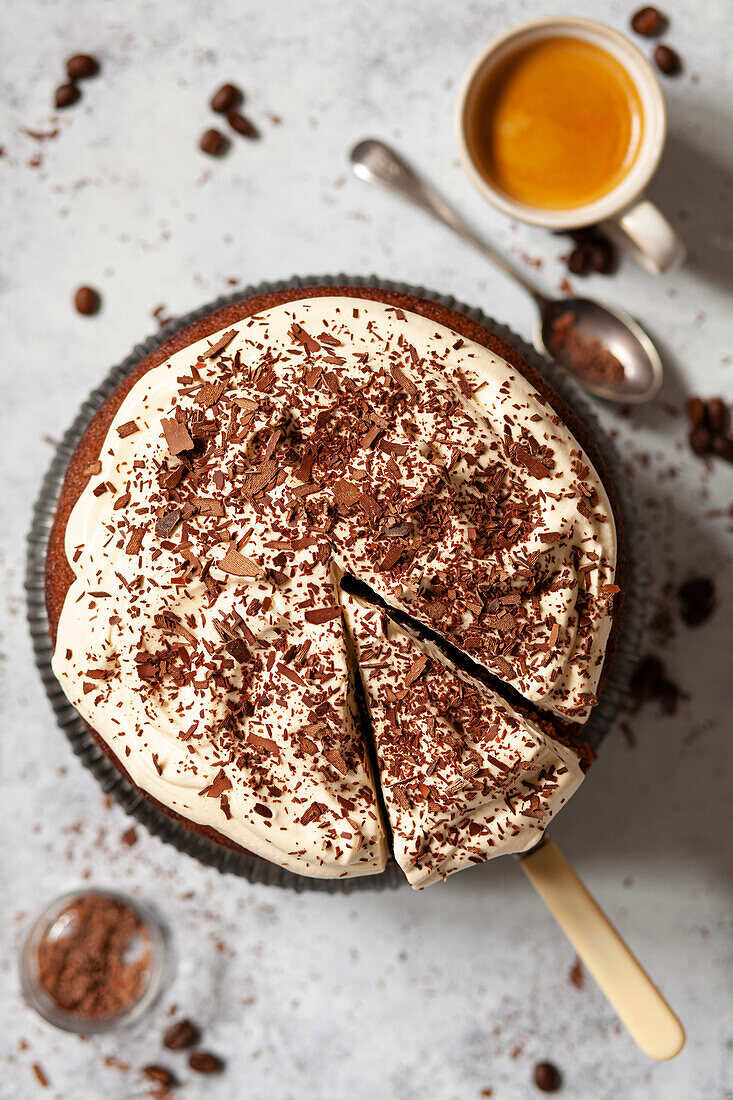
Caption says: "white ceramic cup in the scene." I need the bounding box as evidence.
[455,16,685,274]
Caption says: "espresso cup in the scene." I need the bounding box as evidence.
[456,16,685,274]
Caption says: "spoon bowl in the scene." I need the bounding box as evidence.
[350,138,664,404]
[537,297,662,403]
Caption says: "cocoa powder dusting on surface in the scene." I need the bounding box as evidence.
[36,894,152,1018]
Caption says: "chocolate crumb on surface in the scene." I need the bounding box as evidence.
[32,1063,49,1088]
[568,956,584,989]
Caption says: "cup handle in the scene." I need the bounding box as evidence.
[602,197,686,275]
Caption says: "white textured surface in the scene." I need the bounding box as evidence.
[1,1,731,1097]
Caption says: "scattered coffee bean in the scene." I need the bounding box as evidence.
[568,247,591,276]
[688,426,712,455]
[211,83,241,113]
[630,655,663,700]
[66,53,100,79]
[629,655,682,715]
[534,1061,562,1092]
[227,109,259,139]
[74,286,101,315]
[687,396,732,462]
[711,434,733,463]
[654,44,681,76]
[678,577,715,627]
[560,228,616,278]
[567,227,596,247]
[163,1018,200,1051]
[189,1051,224,1075]
[631,6,664,36]
[686,396,706,427]
[55,82,80,109]
[706,397,728,435]
[143,1064,177,1086]
[590,238,615,274]
[657,678,680,713]
[199,128,228,156]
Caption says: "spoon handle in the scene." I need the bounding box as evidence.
[519,839,685,1061]
[350,139,545,303]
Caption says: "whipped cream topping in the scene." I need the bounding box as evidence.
[340,591,584,887]
[52,295,617,880]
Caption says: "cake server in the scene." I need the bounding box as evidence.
[518,838,685,1060]
[350,139,663,404]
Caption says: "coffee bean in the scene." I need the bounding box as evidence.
[534,1061,562,1092]
[654,44,681,76]
[590,238,615,275]
[199,128,229,156]
[568,247,591,276]
[679,578,714,606]
[630,655,664,700]
[706,397,729,434]
[686,396,706,427]
[74,286,101,315]
[55,82,80,109]
[631,7,664,36]
[567,227,596,247]
[210,83,241,113]
[688,426,712,455]
[678,577,715,627]
[66,54,100,79]
[143,1064,177,1086]
[658,677,681,714]
[163,1018,199,1051]
[227,109,259,139]
[711,434,733,463]
[189,1051,224,1075]
[630,656,682,715]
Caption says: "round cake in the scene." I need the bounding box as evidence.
[46,285,623,887]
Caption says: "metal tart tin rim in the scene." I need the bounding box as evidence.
[25,273,646,893]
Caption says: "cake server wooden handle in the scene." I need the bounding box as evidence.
[519,839,685,1061]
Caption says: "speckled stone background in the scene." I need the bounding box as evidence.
[1,1,732,1097]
